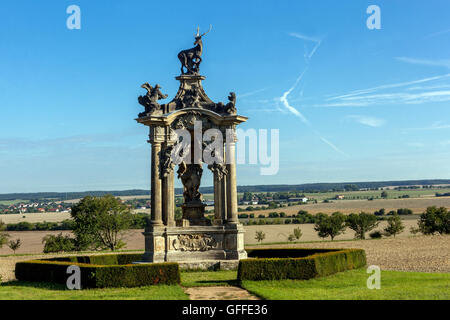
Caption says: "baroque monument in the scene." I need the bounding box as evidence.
[136,26,248,265]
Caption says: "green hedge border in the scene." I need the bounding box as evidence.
[237,248,366,281]
[15,253,180,288]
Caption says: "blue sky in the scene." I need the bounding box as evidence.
[1,0,450,193]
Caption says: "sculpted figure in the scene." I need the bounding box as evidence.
[177,162,203,203]
[225,92,237,114]
[138,83,168,116]
[177,25,212,75]
[182,84,202,108]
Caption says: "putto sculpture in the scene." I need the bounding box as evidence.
[135,26,248,266]
[177,25,212,75]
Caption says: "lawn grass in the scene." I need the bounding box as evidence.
[1,268,448,300]
[181,270,238,287]
[0,281,189,300]
[240,268,450,300]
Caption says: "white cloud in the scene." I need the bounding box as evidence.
[346,115,385,127]
[396,57,450,69]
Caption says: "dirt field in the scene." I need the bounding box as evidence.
[258,235,450,273]
[250,196,450,216]
[0,219,420,256]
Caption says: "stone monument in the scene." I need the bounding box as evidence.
[136,26,248,267]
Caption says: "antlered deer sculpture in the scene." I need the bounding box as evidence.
[178,25,212,75]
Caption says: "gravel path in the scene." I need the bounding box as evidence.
[184,286,259,300]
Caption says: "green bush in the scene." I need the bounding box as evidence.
[42,233,76,253]
[397,208,413,215]
[369,231,383,239]
[238,248,366,281]
[15,254,180,288]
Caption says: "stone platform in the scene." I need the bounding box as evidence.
[140,224,247,263]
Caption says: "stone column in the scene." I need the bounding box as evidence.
[163,169,175,227]
[150,142,163,226]
[226,141,238,224]
[221,175,227,221]
[213,170,223,225]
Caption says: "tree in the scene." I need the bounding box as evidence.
[418,206,450,235]
[71,195,132,251]
[255,230,266,243]
[381,191,388,198]
[0,220,9,249]
[383,214,404,237]
[8,238,22,254]
[314,212,346,240]
[243,192,253,201]
[346,212,379,240]
[292,227,302,240]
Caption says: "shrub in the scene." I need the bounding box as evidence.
[238,248,366,281]
[369,231,382,239]
[374,208,385,216]
[15,254,180,288]
[418,206,450,235]
[397,208,413,215]
[42,233,76,253]
[346,212,379,239]
[0,220,9,249]
[284,218,292,224]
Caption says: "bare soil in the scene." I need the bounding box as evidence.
[258,235,450,273]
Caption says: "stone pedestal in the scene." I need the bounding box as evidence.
[181,202,209,225]
[141,224,247,263]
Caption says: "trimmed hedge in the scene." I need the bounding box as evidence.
[238,248,366,281]
[15,253,180,288]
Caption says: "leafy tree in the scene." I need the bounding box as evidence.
[0,220,10,248]
[243,192,253,201]
[71,195,132,251]
[255,230,266,243]
[292,227,302,240]
[42,233,76,253]
[381,191,388,198]
[8,238,21,254]
[346,212,379,240]
[383,214,404,237]
[314,212,346,240]
[418,206,450,235]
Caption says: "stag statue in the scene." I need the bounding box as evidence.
[178,25,212,75]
